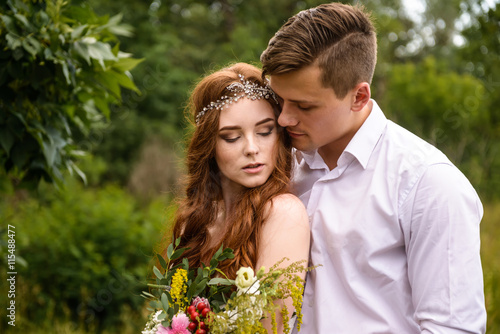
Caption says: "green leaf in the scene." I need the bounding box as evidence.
[170,247,188,261]
[208,278,235,285]
[182,258,189,270]
[149,300,162,309]
[166,243,174,260]
[175,237,181,247]
[6,33,22,49]
[14,14,31,29]
[107,13,123,26]
[156,254,168,270]
[141,291,156,299]
[22,36,41,57]
[107,69,141,94]
[193,278,208,296]
[215,244,225,258]
[157,311,166,320]
[93,97,111,119]
[60,61,71,85]
[0,128,14,155]
[112,57,144,72]
[96,71,121,98]
[108,24,134,37]
[69,160,87,185]
[161,293,169,311]
[87,41,116,61]
[187,276,201,300]
[73,41,90,65]
[71,24,88,39]
[153,266,163,280]
[41,140,56,167]
[0,15,18,34]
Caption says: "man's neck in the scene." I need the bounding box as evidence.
[318,100,373,170]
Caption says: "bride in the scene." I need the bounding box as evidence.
[160,63,310,333]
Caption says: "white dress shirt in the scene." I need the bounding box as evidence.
[292,101,486,333]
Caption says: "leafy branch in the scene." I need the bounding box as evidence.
[0,0,143,189]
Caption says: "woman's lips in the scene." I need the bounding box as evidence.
[243,163,264,174]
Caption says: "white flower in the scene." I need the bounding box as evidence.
[235,267,257,290]
[237,279,261,296]
[214,310,238,333]
[141,310,163,334]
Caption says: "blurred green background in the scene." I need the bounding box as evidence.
[1,0,499,332]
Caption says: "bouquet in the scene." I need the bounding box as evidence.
[141,238,312,334]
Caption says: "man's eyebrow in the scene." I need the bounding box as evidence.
[288,99,317,104]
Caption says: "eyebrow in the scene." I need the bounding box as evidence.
[219,118,275,131]
[288,98,317,104]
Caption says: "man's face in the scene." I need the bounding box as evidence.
[270,64,358,158]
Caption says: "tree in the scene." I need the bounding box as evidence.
[0,0,143,189]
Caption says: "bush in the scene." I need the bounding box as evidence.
[482,202,500,332]
[0,0,142,188]
[0,180,171,332]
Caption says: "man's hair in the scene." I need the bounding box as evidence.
[261,2,377,98]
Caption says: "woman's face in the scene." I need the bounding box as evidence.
[215,97,279,196]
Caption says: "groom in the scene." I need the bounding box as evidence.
[261,2,486,333]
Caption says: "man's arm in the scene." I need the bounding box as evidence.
[401,163,486,333]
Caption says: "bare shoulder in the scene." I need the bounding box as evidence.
[258,193,310,272]
[266,193,309,229]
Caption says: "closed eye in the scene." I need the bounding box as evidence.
[258,125,275,137]
[297,104,312,111]
[258,128,274,137]
[222,136,240,143]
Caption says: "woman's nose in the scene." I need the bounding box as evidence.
[244,137,259,156]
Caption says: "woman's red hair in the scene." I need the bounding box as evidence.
[162,63,292,279]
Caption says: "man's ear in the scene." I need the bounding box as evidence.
[351,82,371,112]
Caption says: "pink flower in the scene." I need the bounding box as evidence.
[157,325,170,334]
[157,313,191,334]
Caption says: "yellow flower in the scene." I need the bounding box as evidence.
[170,268,188,309]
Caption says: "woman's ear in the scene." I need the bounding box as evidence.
[351,82,371,112]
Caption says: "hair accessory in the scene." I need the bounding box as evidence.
[196,74,279,125]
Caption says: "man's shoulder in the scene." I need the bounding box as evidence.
[382,120,451,168]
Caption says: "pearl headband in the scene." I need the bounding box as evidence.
[195,74,279,125]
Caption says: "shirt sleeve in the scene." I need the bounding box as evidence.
[400,162,486,334]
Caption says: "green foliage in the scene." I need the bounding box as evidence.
[143,239,311,334]
[378,55,498,197]
[0,0,143,189]
[481,202,500,333]
[0,179,167,332]
[145,241,235,323]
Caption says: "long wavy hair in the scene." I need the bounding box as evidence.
[163,63,292,279]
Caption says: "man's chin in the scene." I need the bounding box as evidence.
[291,141,316,152]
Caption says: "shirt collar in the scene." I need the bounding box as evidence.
[343,100,387,169]
[295,100,387,171]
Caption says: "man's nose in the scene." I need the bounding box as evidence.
[278,103,298,128]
